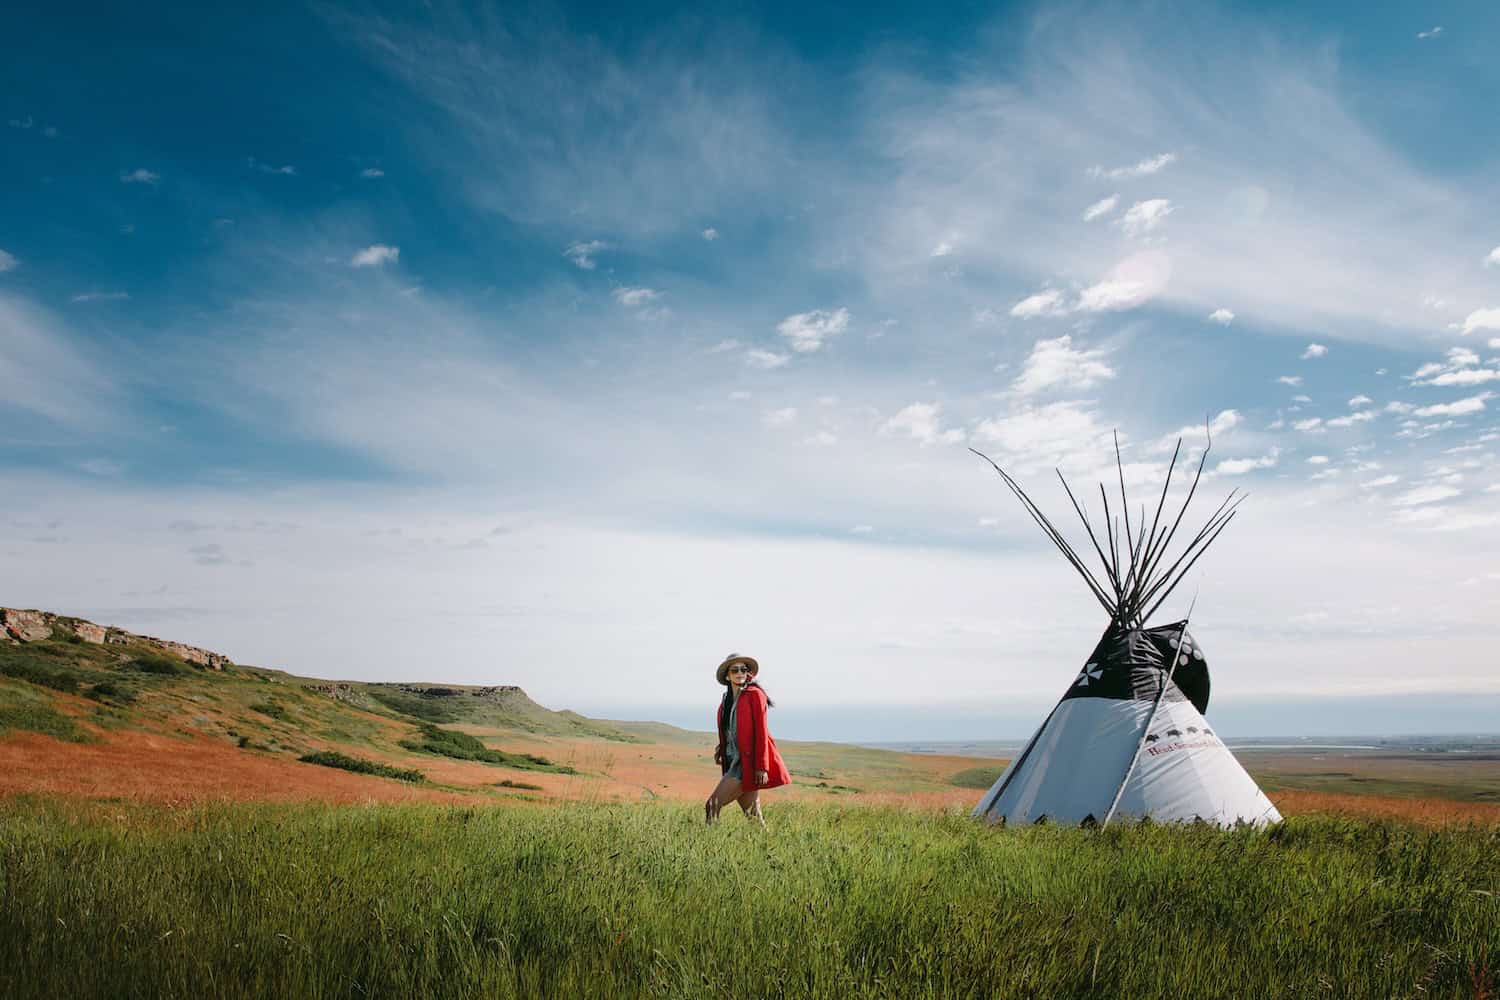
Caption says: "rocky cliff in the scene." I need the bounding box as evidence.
[0,607,232,670]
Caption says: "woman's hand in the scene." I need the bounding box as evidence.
[714,748,724,765]
[755,769,768,785]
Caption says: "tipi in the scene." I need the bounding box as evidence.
[970,435,1281,829]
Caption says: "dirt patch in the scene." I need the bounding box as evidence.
[1269,788,1500,827]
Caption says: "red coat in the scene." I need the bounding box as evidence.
[715,685,790,791]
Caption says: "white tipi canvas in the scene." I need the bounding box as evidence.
[973,626,1281,828]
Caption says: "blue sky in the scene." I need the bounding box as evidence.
[4,1,1499,739]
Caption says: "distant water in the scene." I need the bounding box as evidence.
[860,740,1025,759]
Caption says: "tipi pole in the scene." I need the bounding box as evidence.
[1101,591,1199,829]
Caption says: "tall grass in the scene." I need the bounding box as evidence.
[1,799,1495,998]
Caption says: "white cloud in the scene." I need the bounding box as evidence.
[1424,369,1500,387]
[120,168,160,185]
[1460,309,1500,335]
[563,240,607,270]
[1361,475,1400,488]
[1010,289,1066,318]
[1326,410,1377,428]
[250,160,296,175]
[1278,375,1303,387]
[1293,418,1323,432]
[763,407,797,427]
[1348,395,1373,407]
[1416,26,1443,40]
[1088,152,1176,180]
[1118,198,1173,236]
[973,401,1113,469]
[1413,393,1491,418]
[351,245,400,268]
[359,168,385,179]
[881,402,965,446]
[1306,455,1329,465]
[702,228,719,241]
[1301,343,1328,359]
[1154,409,1240,451]
[744,349,790,370]
[849,525,874,535]
[1215,449,1279,475]
[1385,401,1415,415]
[70,291,130,303]
[1012,336,1114,396]
[802,430,837,447]
[707,339,740,354]
[1082,195,1119,221]
[612,286,661,307]
[930,241,955,257]
[1491,338,1500,350]
[0,249,17,273]
[1484,246,1500,267]
[1076,280,1145,312]
[1391,484,1461,507]
[1208,308,1235,325]
[777,307,848,353]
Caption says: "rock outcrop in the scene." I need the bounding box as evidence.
[1,607,232,670]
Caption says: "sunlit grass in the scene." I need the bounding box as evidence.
[1,798,1496,998]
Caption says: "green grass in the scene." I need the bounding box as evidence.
[296,750,426,784]
[250,700,289,720]
[950,766,1004,789]
[368,687,461,723]
[0,799,1495,999]
[399,723,577,774]
[0,681,89,742]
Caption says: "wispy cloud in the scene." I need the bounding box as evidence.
[1277,375,1303,387]
[1302,343,1328,359]
[350,244,400,268]
[1082,194,1118,221]
[1348,395,1373,407]
[1412,393,1491,418]
[70,291,130,303]
[120,168,160,185]
[1215,449,1279,476]
[1010,289,1066,318]
[0,249,17,273]
[250,159,296,175]
[613,286,662,308]
[1208,308,1235,325]
[701,228,719,241]
[1088,152,1176,180]
[1118,198,1173,236]
[1416,26,1443,40]
[564,240,607,270]
[777,308,848,353]
[1483,246,1500,267]
[744,349,790,370]
[359,167,385,179]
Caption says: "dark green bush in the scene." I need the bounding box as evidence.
[87,681,136,705]
[0,661,81,694]
[127,653,183,676]
[250,701,287,720]
[400,723,575,773]
[297,751,425,783]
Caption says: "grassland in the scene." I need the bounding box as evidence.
[2,797,1497,999]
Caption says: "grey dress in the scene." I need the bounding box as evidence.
[724,696,743,780]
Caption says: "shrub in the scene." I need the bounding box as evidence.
[128,653,184,676]
[0,661,81,694]
[87,681,137,706]
[496,779,543,791]
[399,723,576,773]
[297,751,425,783]
[250,701,288,720]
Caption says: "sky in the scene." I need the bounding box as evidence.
[3,1,1499,740]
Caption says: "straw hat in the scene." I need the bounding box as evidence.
[716,654,760,686]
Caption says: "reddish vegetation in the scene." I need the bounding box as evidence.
[1269,788,1500,827]
[0,729,468,806]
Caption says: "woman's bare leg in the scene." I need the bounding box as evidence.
[705,774,743,824]
[737,789,765,828]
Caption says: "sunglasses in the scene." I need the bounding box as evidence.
[727,666,752,675]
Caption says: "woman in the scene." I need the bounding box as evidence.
[706,653,790,826]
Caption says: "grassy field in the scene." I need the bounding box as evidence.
[2,798,1498,999]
